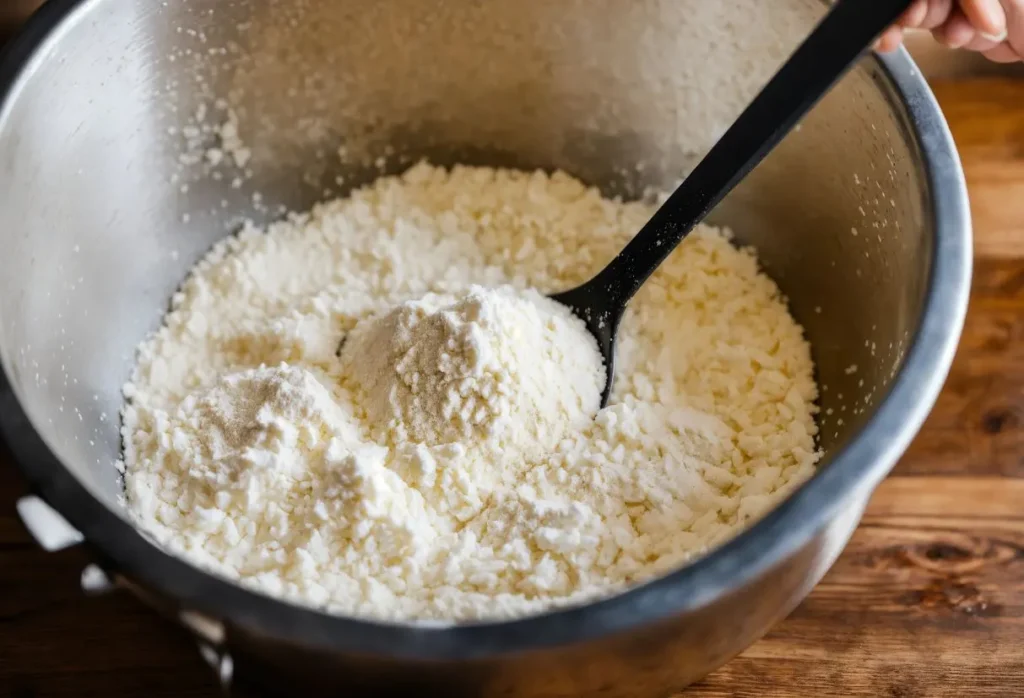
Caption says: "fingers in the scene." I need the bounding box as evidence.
[899,0,931,28]
[919,0,957,29]
[927,0,1022,61]
[875,26,905,53]
[886,0,954,53]
[972,0,1024,62]
[981,41,1022,60]
[959,0,1009,37]
[935,8,980,47]
[1003,0,1024,57]
[876,0,1023,61]
[962,31,1007,49]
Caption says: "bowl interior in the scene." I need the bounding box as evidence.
[0,0,928,519]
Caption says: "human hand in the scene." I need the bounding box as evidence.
[876,0,1023,63]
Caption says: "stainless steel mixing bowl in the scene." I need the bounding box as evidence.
[0,0,971,695]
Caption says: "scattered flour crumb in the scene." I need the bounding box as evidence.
[215,109,252,169]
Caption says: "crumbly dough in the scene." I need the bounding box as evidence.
[121,163,819,622]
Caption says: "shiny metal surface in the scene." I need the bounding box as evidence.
[0,1,970,695]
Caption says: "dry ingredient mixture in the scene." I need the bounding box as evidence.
[122,162,820,622]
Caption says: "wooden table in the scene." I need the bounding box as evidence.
[2,79,1023,698]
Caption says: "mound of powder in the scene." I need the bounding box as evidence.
[121,162,820,622]
[170,364,355,486]
[342,285,604,450]
[129,362,451,586]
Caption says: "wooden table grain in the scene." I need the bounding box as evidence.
[2,78,1023,698]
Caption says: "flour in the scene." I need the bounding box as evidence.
[214,109,252,169]
[343,286,604,451]
[122,162,820,622]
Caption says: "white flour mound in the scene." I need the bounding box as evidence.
[343,285,604,451]
[122,162,820,622]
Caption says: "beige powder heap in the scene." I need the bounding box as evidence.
[343,286,604,451]
[122,163,819,622]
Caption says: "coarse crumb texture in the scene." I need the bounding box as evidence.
[122,162,820,622]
